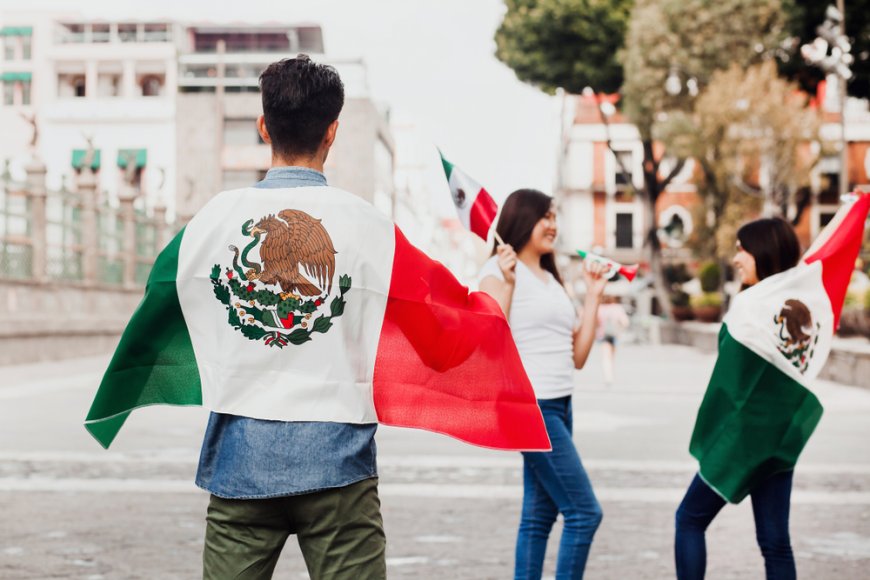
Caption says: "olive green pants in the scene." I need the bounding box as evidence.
[202,477,386,580]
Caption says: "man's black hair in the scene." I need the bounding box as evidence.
[259,55,345,159]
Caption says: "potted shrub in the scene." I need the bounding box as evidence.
[691,292,723,323]
[671,290,694,321]
[698,261,722,294]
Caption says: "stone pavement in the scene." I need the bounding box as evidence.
[1,343,870,579]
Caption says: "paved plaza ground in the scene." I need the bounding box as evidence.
[2,343,870,579]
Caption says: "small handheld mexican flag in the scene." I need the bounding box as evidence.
[576,250,639,282]
[440,152,498,241]
[84,185,550,452]
[690,193,870,503]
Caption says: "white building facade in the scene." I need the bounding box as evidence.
[1,12,395,220]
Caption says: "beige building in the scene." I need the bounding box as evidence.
[174,24,394,218]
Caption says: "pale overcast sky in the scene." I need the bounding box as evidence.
[1,0,561,213]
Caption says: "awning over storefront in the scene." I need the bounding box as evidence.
[0,27,33,36]
[72,149,101,170]
[117,149,147,169]
[0,72,32,82]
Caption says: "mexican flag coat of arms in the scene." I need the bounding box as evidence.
[690,194,870,503]
[85,185,550,452]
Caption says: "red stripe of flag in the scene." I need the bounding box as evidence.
[372,226,550,451]
[469,188,498,241]
[804,194,870,331]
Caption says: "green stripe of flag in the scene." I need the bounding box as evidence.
[439,152,454,180]
[85,228,202,449]
[689,324,823,503]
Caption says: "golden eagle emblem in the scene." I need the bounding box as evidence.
[248,210,337,299]
[774,299,820,374]
[210,210,351,349]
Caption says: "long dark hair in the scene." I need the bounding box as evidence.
[492,188,563,285]
[736,217,801,282]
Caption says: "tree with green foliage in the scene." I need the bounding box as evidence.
[660,61,823,262]
[495,0,632,94]
[496,0,798,318]
[619,0,793,311]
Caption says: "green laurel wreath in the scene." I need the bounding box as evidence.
[210,264,351,348]
[774,316,821,374]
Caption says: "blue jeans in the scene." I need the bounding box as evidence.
[675,471,795,580]
[515,396,603,580]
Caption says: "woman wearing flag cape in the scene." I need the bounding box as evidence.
[479,189,610,580]
[675,195,870,580]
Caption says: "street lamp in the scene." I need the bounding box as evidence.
[801,3,853,200]
[665,67,699,98]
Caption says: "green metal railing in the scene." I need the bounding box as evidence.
[45,188,83,281]
[97,204,124,286]
[134,208,157,285]
[0,184,32,280]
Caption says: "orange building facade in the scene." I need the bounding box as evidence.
[555,89,870,266]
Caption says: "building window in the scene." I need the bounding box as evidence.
[659,205,693,248]
[58,74,87,98]
[817,156,840,204]
[97,73,121,97]
[92,23,110,43]
[118,23,137,42]
[182,64,217,79]
[21,35,31,60]
[819,211,837,228]
[193,31,289,53]
[143,23,170,43]
[615,212,634,249]
[58,23,86,43]
[614,150,633,190]
[819,174,839,204]
[2,81,13,106]
[139,75,164,97]
[3,36,16,60]
[20,80,30,105]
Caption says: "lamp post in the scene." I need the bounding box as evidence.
[664,67,699,98]
[801,3,853,200]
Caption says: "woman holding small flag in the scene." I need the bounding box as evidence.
[675,196,870,580]
[479,188,610,580]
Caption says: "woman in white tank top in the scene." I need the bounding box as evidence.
[479,189,609,580]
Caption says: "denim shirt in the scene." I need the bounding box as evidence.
[195,167,378,499]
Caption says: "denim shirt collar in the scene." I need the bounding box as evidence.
[259,166,327,188]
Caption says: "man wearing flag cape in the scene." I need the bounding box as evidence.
[675,196,870,580]
[84,55,550,579]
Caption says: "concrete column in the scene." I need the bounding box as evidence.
[163,60,177,98]
[122,60,137,98]
[118,190,137,288]
[215,40,226,193]
[24,159,47,282]
[78,168,99,285]
[153,203,168,250]
[85,60,98,99]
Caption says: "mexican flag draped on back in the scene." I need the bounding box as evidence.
[690,194,870,503]
[85,185,550,452]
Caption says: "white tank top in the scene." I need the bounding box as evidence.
[479,256,576,399]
